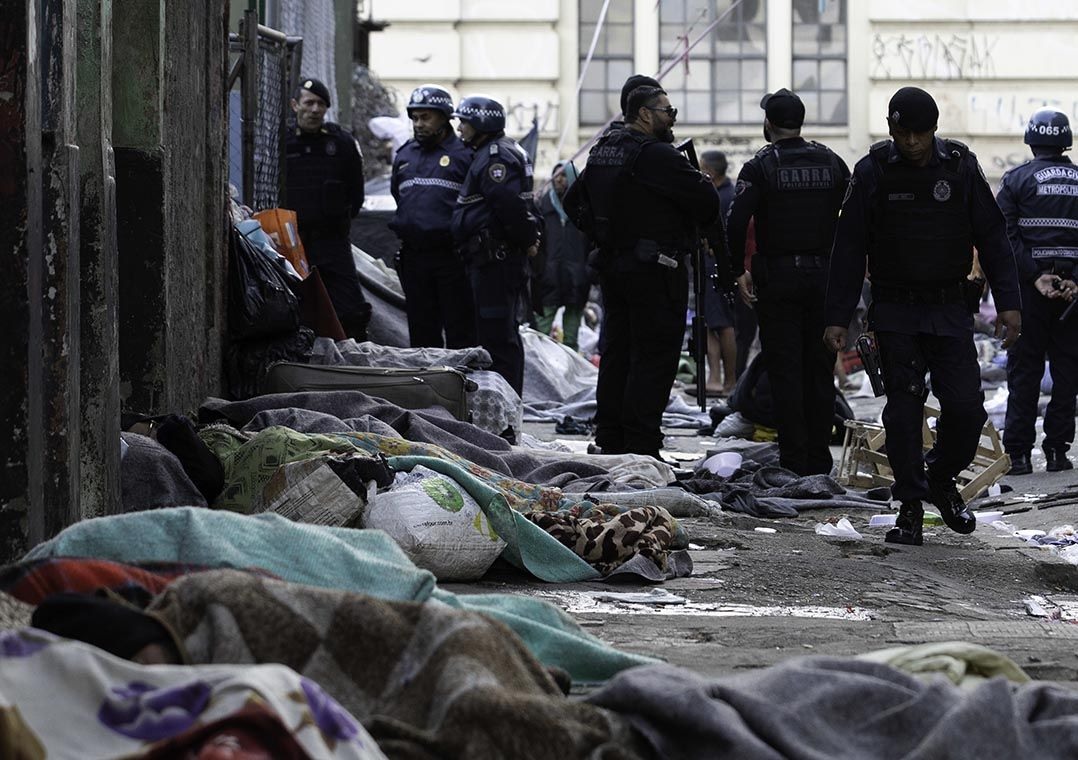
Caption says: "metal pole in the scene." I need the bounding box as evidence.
[241,9,258,207]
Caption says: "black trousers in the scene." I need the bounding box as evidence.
[876,330,986,503]
[1004,280,1078,455]
[595,264,688,457]
[753,261,836,475]
[469,251,527,395]
[397,248,477,349]
[305,236,370,339]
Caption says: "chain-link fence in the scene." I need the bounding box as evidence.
[228,9,302,211]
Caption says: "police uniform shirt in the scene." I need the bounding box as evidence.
[996,154,1078,282]
[285,122,365,229]
[726,137,850,276]
[826,137,1021,335]
[389,133,473,248]
[451,136,537,249]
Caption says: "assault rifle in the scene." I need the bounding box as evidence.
[675,138,736,412]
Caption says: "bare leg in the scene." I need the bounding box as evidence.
[719,326,737,393]
[706,329,725,393]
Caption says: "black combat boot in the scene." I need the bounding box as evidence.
[1008,452,1032,476]
[1046,448,1074,472]
[885,501,924,546]
[926,474,976,535]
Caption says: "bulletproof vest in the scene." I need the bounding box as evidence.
[868,140,973,285]
[579,128,651,249]
[1012,157,1078,272]
[285,124,351,227]
[757,142,842,254]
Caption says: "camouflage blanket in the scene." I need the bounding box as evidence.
[150,570,649,760]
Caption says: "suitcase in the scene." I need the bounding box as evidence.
[263,363,475,421]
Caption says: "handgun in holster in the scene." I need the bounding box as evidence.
[856,332,886,397]
[962,276,987,314]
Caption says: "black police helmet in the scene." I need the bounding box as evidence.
[296,78,331,107]
[1024,108,1072,149]
[406,84,454,117]
[452,95,506,134]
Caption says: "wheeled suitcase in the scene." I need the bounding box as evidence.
[263,362,475,421]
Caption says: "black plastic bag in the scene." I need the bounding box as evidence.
[229,225,300,340]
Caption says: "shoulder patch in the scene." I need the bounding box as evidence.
[488,163,507,183]
[735,179,752,195]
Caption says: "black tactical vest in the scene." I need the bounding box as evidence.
[1008,157,1078,271]
[579,128,651,250]
[757,141,843,254]
[285,124,352,228]
[868,139,973,285]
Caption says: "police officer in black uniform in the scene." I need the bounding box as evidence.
[996,109,1078,475]
[390,84,477,349]
[824,86,1023,546]
[285,78,371,340]
[450,95,539,395]
[564,84,720,459]
[725,89,850,476]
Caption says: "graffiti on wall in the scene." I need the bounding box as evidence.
[504,98,559,134]
[872,33,998,80]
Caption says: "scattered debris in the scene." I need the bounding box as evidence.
[814,517,863,540]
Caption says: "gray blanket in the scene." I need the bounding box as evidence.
[200,392,617,486]
[586,658,1078,759]
[310,337,491,370]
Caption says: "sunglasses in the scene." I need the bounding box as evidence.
[646,105,678,119]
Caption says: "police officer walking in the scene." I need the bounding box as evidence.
[390,85,477,349]
[450,95,539,395]
[285,78,371,340]
[725,89,850,475]
[823,86,1023,546]
[565,84,720,459]
[996,109,1078,475]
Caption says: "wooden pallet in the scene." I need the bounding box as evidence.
[836,406,1011,501]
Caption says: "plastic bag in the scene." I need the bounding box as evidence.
[814,517,863,540]
[363,466,506,581]
[228,223,300,340]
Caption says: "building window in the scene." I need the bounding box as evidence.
[578,0,635,125]
[658,0,767,125]
[792,0,847,125]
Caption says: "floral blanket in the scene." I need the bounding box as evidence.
[0,628,383,759]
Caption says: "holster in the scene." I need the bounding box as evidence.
[963,277,986,313]
[464,230,512,266]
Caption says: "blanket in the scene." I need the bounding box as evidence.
[200,392,615,486]
[200,425,685,578]
[23,508,653,683]
[0,629,382,759]
[585,658,1078,759]
[0,557,279,606]
[150,570,647,760]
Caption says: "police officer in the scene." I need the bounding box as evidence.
[390,84,477,349]
[996,109,1078,475]
[564,84,720,459]
[285,78,371,340]
[725,89,850,476]
[824,86,1023,546]
[450,95,539,395]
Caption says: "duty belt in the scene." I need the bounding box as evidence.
[871,281,967,306]
[762,254,828,269]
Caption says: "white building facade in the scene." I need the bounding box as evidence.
[367,0,1078,181]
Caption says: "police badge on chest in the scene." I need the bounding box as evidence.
[933,179,951,201]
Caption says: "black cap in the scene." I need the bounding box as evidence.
[298,77,331,107]
[620,74,661,115]
[760,89,805,129]
[887,86,938,131]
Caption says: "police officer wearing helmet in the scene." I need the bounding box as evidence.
[390,84,477,348]
[725,88,850,476]
[564,83,720,459]
[824,86,1023,546]
[450,95,539,395]
[285,78,371,340]
[996,108,1078,475]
